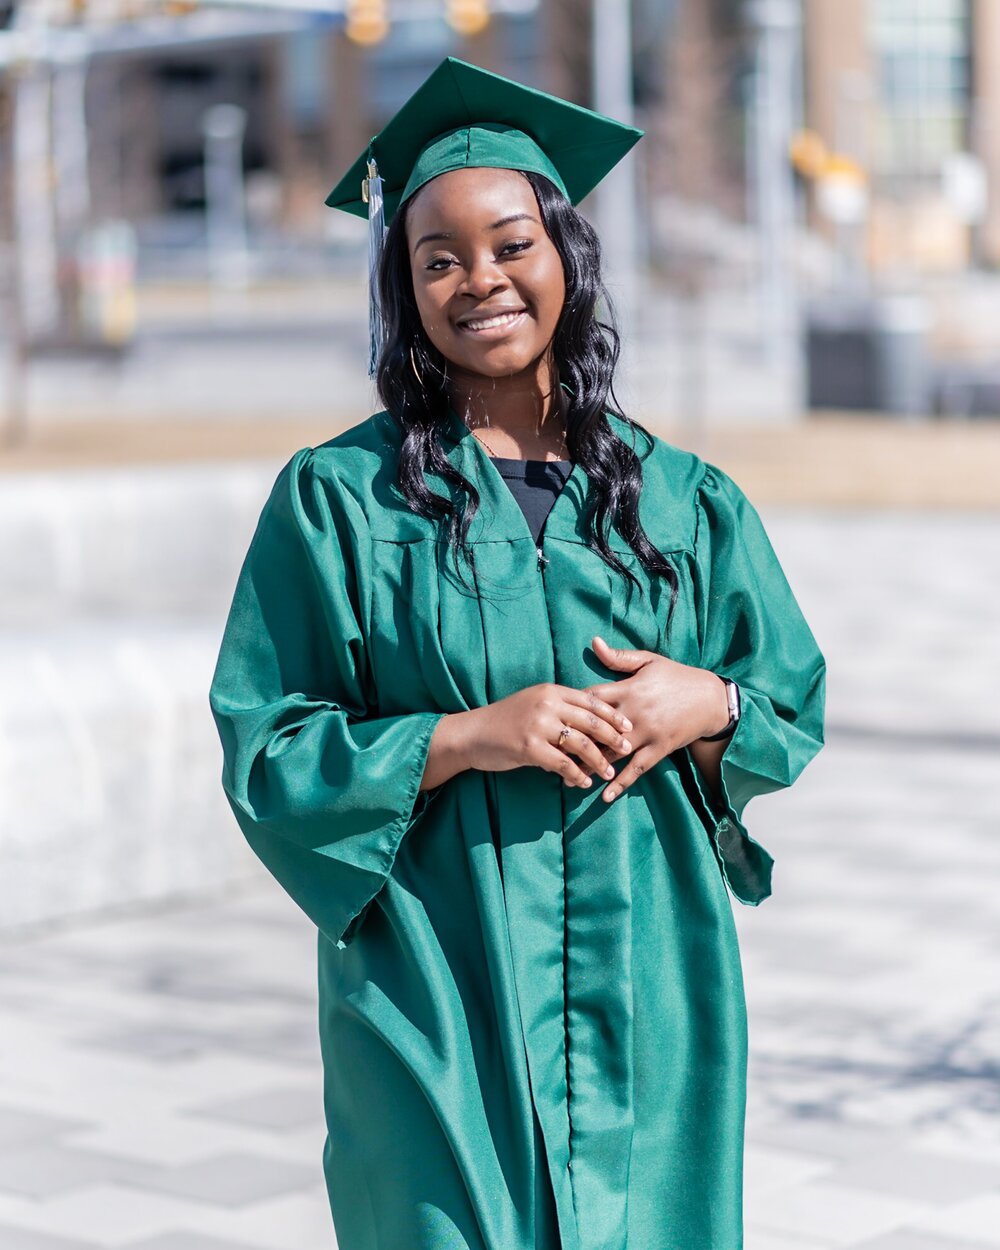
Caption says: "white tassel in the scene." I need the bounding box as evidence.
[363,155,388,379]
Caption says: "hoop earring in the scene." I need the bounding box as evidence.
[409,344,425,389]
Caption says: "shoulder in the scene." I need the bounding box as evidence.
[307,410,400,496]
[605,413,731,548]
[256,414,390,528]
[278,411,436,542]
[605,412,705,492]
[607,413,754,505]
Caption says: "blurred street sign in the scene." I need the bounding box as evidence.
[76,220,137,346]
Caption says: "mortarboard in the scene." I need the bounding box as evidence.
[323,55,644,377]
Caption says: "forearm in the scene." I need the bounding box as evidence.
[685,669,735,812]
[419,709,480,791]
[686,735,729,812]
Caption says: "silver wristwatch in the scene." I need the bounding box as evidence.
[699,677,741,742]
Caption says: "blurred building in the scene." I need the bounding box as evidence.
[100,11,538,229]
[804,0,999,270]
[1,2,543,243]
[0,0,549,352]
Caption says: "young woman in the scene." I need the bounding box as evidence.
[209,57,826,1250]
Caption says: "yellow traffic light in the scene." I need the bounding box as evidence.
[346,0,389,45]
[446,0,490,37]
[789,129,828,179]
[822,152,867,184]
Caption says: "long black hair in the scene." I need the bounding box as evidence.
[374,169,678,633]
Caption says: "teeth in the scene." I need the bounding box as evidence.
[461,311,524,332]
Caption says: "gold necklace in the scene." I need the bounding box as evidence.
[464,407,569,460]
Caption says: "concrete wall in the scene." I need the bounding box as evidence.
[0,459,284,933]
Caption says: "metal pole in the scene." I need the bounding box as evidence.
[202,102,250,313]
[15,62,60,343]
[52,34,92,237]
[592,0,639,379]
[749,0,802,411]
[0,71,27,449]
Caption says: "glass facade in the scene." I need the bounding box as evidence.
[870,0,971,183]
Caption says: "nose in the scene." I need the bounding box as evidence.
[459,251,508,300]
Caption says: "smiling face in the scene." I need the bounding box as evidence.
[404,166,567,381]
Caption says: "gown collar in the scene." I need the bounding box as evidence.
[441,402,590,548]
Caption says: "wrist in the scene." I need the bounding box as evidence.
[445,707,485,774]
[700,672,739,741]
[424,710,479,787]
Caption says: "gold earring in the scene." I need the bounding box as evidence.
[409,345,425,388]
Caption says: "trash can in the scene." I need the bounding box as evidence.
[805,293,931,414]
[805,297,880,410]
[874,294,932,416]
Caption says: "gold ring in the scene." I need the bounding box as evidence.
[557,725,571,747]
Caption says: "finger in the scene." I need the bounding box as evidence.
[560,702,634,762]
[539,743,593,789]
[602,747,659,802]
[563,688,633,734]
[592,635,654,672]
[556,723,621,782]
[581,682,630,707]
[595,739,633,764]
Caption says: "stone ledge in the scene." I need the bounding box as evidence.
[0,618,254,933]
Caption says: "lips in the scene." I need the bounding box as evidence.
[456,308,528,334]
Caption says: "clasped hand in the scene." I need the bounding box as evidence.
[462,634,731,804]
[582,635,730,802]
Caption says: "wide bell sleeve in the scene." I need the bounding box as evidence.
[208,447,447,950]
[682,461,827,905]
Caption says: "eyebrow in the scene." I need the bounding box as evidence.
[412,212,540,251]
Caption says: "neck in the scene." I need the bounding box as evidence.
[447,355,566,447]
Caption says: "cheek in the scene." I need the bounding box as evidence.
[533,258,566,330]
[412,283,453,348]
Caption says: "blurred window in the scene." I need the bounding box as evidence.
[870,0,970,186]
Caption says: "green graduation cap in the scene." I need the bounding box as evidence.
[323,55,644,376]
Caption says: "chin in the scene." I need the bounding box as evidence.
[449,344,540,379]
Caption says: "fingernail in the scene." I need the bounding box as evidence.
[606,788,618,801]
[594,635,605,646]
[582,777,592,787]
[622,718,633,731]
[621,739,632,752]
[604,765,614,779]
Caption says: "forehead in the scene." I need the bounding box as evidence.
[405,166,539,238]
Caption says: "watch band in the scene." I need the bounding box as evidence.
[699,677,741,741]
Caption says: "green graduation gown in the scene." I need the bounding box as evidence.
[208,406,826,1250]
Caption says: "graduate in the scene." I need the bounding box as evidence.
[209,56,827,1250]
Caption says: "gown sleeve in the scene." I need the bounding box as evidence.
[682,461,827,906]
[208,446,447,950]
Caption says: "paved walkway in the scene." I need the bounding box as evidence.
[1,506,998,1250]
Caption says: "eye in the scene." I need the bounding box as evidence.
[425,255,456,271]
[500,239,533,257]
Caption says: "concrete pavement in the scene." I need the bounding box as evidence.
[1,504,998,1248]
